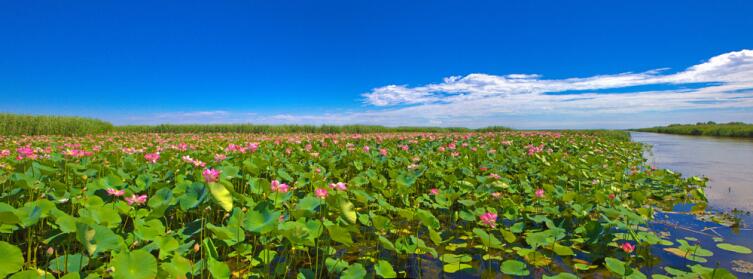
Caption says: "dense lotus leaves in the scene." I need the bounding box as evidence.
[0,131,747,277]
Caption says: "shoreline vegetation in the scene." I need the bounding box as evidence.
[0,113,632,141]
[1,113,502,136]
[632,122,753,138]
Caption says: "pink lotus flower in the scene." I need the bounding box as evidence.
[247,143,259,152]
[125,194,148,205]
[491,192,502,199]
[401,145,409,151]
[488,173,501,180]
[429,188,440,195]
[203,168,221,183]
[479,212,498,228]
[329,182,347,191]
[608,193,616,200]
[16,146,37,160]
[379,148,388,156]
[214,154,227,162]
[271,180,289,193]
[621,242,635,253]
[144,153,160,163]
[106,188,125,197]
[315,188,328,198]
[363,146,370,152]
[535,188,545,198]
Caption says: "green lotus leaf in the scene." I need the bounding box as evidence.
[443,263,472,273]
[177,182,207,210]
[243,206,281,234]
[501,260,529,276]
[375,260,397,278]
[160,254,193,279]
[258,249,277,265]
[326,224,353,246]
[473,228,503,249]
[340,200,357,224]
[76,223,125,256]
[0,241,24,277]
[111,250,158,279]
[294,195,322,217]
[604,257,625,276]
[134,219,165,241]
[325,257,348,274]
[48,253,89,273]
[543,273,579,279]
[341,263,367,279]
[717,243,753,254]
[207,182,233,212]
[207,257,231,279]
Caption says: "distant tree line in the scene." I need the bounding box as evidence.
[633,122,753,138]
[0,113,514,135]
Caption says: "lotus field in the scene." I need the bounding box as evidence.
[0,131,725,278]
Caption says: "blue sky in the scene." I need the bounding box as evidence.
[1,1,752,128]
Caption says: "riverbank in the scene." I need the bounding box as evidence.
[632,122,753,138]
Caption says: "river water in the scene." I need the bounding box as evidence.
[630,132,753,213]
[630,132,753,276]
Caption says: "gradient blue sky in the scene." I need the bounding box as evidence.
[2,1,753,128]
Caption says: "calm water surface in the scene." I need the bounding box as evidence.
[630,132,753,213]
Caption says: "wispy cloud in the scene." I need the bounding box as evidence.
[362,49,753,110]
[123,50,753,128]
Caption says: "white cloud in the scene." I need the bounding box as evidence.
[362,49,753,110]
[123,50,753,128]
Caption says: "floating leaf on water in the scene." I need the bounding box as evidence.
[717,243,753,254]
[500,260,529,276]
[574,263,597,271]
[443,263,472,273]
[663,248,708,263]
[543,273,579,279]
[604,257,626,276]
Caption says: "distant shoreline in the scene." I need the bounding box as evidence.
[631,122,753,138]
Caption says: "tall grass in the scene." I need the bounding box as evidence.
[632,122,753,138]
[116,124,473,134]
[0,113,114,136]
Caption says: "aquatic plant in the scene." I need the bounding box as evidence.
[0,131,745,278]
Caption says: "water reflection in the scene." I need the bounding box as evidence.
[631,132,753,213]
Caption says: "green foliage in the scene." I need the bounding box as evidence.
[117,124,474,133]
[634,122,753,138]
[0,113,113,136]
[0,130,732,278]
